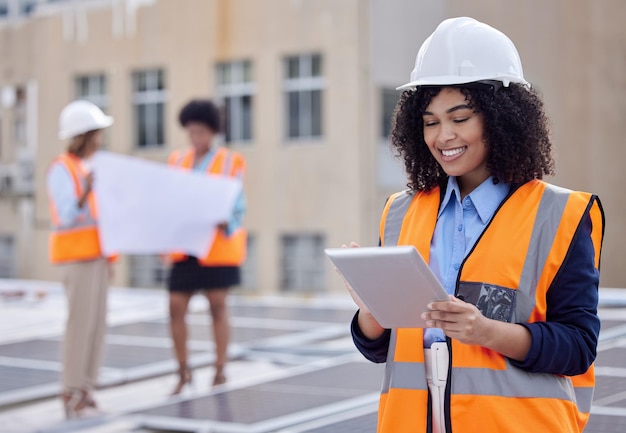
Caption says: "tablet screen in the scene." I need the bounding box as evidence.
[325,246,449,328]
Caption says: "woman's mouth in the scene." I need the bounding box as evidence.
[440,146,467,161]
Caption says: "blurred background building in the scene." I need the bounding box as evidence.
[0,0,623,293]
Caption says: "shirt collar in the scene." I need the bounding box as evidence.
[194,147,216,168]
[438,176,462,219]
[438,176,511,224]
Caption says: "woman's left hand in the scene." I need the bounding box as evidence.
[422,295,532,361]
[421,295,491,346]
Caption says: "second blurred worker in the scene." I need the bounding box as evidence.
[167,99,247,394]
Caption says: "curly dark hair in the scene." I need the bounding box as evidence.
[178,99,220,132]
[391,83,555,192]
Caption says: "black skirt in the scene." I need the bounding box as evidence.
[168,256,240,292]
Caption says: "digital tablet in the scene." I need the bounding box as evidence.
[325,246,449,328]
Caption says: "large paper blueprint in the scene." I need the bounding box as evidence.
[91,151,242,257]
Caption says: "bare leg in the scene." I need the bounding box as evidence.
[205,288,229,385]
[169,291,193,394]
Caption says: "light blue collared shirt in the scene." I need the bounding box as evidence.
[424,176,511,347]
[46,160,90,228]
[194,148,246,236]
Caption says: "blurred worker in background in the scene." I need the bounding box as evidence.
[166,99,246,395]
[348,17,604,433]
[46,100,115,418]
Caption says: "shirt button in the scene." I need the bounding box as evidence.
[463,198,471,208]
[453,264,460,271]
[457,224,463,231]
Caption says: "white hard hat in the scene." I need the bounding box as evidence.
[58,100,114,140]
[397,17,528,90]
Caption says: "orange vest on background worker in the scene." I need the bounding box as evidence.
[168,147,247,266]
[377,180,604,433]
[48,153,103,264]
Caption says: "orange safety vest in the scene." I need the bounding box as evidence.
[377,180,604,433]
[168,147,247,266]
[48,153,104,264]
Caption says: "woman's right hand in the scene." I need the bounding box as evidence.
[340,242,386,340]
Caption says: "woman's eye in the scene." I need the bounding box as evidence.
[424,120,438,127]
[453,117,469,124]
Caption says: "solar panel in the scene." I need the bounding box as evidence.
[137,360,383,433]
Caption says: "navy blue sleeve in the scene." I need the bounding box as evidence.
[509,212,600,375]
[351,310,391,363]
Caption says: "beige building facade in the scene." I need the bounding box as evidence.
[0,0,623,293]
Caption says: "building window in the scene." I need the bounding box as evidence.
[75,74,109,146]
[381,88,400,139]
[0,0,36,18]
[128,254,168,288]
[377,88,406,189]
[283,54,323,140]
[240,233,257,290]
[0,235,15,278]
[75,74,108,110]
[216,60,254,143]
[132,69,166,148]
[13,86,26,148]
[280,234,325,291]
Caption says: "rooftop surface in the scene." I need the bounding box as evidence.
[1,280,625,433]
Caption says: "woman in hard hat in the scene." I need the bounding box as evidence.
[47,100,114,418]
[349,17,604,433]
[166,99,246,394]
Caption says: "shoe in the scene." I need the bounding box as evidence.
[171,367,193,396]
[61,389,103,419]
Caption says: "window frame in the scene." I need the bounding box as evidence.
[0,234,16,278]
[283,53,325,142]
[127,254,168,288]
[74,74,108,110]
[215,60,255,144]
[131,69,167,149]
[239,233,257,290]
[280,233,326,292]
[75,73,110,147]
[380,87,400,140]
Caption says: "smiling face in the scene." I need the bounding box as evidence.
[422,87,490,195]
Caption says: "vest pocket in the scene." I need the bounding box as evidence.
[457,282,516,323]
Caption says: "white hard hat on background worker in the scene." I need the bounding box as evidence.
[397,16,528,90]
[58,100,114,140]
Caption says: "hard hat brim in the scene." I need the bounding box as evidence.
[396,75,529,91]
[58,116,114,140]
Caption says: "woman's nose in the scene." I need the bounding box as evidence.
[437,122,456,142]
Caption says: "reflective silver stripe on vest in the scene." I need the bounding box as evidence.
[389,361,428,391]
[452,361,575,402]
[381,329,397,393]
[383,191,413,246]
[575,385,594,413]
[514,184,572,323]
[382,330,428,392]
